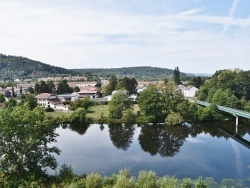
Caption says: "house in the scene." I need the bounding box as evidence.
[178,84,185,92]
[58,93,78,102]
[78,90,98,99]
[183,86,199,98]
[36,93,68,110]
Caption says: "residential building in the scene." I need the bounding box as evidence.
[183,86,199,98]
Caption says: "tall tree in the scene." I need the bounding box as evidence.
[108,90,131,119]
[116,77,138,94]
[173,67,180,85]
[137,85,166,122]
[0,104,60,180]
[57,80,73,94]
[102,75,118,95]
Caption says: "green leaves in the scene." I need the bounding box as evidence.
[0,104,60,180]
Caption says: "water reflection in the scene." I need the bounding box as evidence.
[55,121,250,183]
[108,124,135,150]
[61,122,90,135]
[138,124,190,157]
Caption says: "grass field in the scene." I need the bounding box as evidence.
[45,111,72,118]
[45,104,140,119]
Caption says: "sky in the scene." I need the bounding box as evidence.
[0,0,250,74]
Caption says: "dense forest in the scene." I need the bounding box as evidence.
[0,54,76,80]
[71,66,193,80]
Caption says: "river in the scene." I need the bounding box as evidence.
[51,120,250,185]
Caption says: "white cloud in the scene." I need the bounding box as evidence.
[0,0,250,73]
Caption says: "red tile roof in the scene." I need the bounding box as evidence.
[35,93,52,99]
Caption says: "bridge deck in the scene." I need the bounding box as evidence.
[196,100,250,119]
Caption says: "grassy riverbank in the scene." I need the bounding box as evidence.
[4,167,246,187]
[45,104,140,120]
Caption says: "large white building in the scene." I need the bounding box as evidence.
[183,86,199,98]
[35,93,68,111]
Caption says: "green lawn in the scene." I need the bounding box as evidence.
[45,104,140,119]
[87,104,140,119]
[45,111,72,118]
[86,105,109,119]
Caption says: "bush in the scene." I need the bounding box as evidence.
[113,168,136,188]
[165,112,183,125]
[102,174,117,187]
[44,107,54,112]
[86,172,102,188]
[195,177,207,188]
[122,109,136,124]
[137,170,158,188]
[181,178,193,188]
[157,176,178,188]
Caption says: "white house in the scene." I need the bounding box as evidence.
[35,93,68,110]
[183,86,199,98]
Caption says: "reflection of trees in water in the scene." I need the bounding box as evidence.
[108,124,135,151]
[189,120,250,139]
[61,122,90,135]
[138,124,189,157]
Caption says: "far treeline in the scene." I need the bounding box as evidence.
[71,66,194,81]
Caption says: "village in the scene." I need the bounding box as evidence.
[0,75,199,110]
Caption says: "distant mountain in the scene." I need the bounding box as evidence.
[71,66,193,78]
[0,54,76,80]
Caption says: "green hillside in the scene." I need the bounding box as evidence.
[0,54,76,80]
[71,66,191,79]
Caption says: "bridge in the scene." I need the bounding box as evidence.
[196,100,250,125]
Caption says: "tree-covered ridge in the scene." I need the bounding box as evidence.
[0,54,76,80]
[71,66,192,78]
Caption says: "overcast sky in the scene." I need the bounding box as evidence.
[0,0,250,74]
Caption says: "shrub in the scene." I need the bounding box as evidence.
[157,176,178,188]
[137,170,158,188]
[113,168,136,188]
[122,109,136,124]
[181,178,193,188]
[86,172,102,188]
[102,174,117,187]
[44,107,54,112]
[165,112,183,125]
[195,177,207,188]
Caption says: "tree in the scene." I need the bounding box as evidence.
[116,77,138,94]
[103,75,118,95]
[69,108,87,125]
[0,104,60,180]
[73,86,80,92]
[108,90,131,119]
[195,76,203,88]
[57,79,73,94]
[19,94,38,110]
[173,67,180,85]
[4,98,17,109]
[70,97,92,111]
[0,94,5,102]
[47,80,56,94]
[137,85,166,122]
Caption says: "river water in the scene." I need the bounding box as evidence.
[52,120,250,184]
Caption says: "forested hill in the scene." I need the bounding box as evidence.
[71,66,192,78]
[0,54,76,80]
